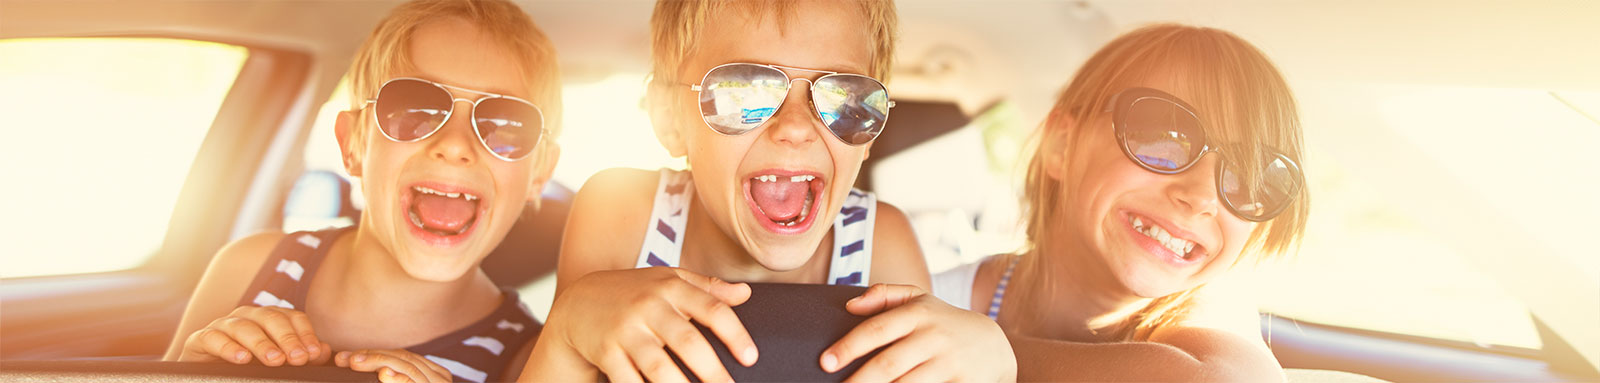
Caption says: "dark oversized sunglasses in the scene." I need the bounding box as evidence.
[1107,87,1304,221]
[688,63,895,145]
[363,77,547,161]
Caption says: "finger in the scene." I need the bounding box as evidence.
[842,334,940,383]
[672,268,751,306]
[377,367,414,383]
[310,342,334,365]
[349,351,430,383]
[892,358,956,383]
[821,307,918,373]
[845,284,927,316]
[245,308,311,365]
[396,351,452,383]
[595,349,646,383]
[334,351,352,368]
[219,317,287,366]
[280,309,325,361]
[621,334,690,383]
[666,279,758,367]
[653,316,734,383]
[184,328,252,364]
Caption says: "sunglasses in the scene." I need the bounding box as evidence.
[1106,87,1304,222]
[363,77,547,162]
[688,63,895,145]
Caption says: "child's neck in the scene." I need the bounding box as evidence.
[1010,240,1151,343]
[310,227,501,347]
[677,196,833,284]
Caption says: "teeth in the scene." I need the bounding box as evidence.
[412,186,478,201]
[753,174,817,183]
[1130,216,1196,257]
[790,175,815,182]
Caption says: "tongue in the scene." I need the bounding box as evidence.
[750,179,809,221]
[414,193,477,232]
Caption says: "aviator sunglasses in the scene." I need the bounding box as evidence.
[688,63,895,145]
[1107,87,1304,222]
[363,77,548,161]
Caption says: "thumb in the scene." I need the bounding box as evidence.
[673,268,752,306]
[845,283,927,316]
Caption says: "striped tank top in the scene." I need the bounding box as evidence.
[237,227,539,383]
[634,169,877,286]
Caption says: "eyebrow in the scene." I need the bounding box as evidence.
[724,59,868,76]
[406,74,527,99]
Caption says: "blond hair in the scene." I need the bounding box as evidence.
[344,0,561,161]
[1017,23,1310,341]
[647,0,897,87]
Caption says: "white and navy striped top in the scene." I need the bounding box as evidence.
[634,169,876,286]
[237,227,539,383]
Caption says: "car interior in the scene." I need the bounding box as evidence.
[2,0,1598,382]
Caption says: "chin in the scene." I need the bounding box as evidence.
[747,243,819,272]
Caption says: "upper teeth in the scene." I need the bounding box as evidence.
[1131,216,1196,256]
[754,174,816,183]
[414,186,478,201]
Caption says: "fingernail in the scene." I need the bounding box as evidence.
[266,350,282,361]
[289,349,306,359]
[742,346,759,365]
[307,343,319,354]
[354,354,366,363]
[235,351,249,362]
[821,353,837,371]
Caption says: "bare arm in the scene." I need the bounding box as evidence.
[162,232,284,361]
[551,167,657,298]
[865,201,931,290]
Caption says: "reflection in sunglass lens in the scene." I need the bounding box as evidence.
[375,79,452,141]
[1220,153,1299,221]
[813,75,891,145]
[474,97,543,160]
[698,65,788,135]
[1122,97,1204,172]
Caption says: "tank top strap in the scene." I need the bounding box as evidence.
[826,189,876,287]
[987,255,1021,320]
[236,227,349,310]
[635,168,694,269]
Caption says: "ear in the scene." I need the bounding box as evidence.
[646,81,689,157]
[334,110,363,177]
[1041,112,1076,181]
[525,142,562,208]
[861,140,874,161]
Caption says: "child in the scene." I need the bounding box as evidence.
[520,1,1014,382]
[161,1,562,382]
[931,23,1310,381]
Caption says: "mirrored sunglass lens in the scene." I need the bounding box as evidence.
[474,98,542,160]
[1220,155,1300,220]
[699,65,788,135]
[814,75,890,145]
[375,80,451,141]
[1123,98,1203,171]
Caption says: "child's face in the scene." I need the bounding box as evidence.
[1052,79,1258,299]
[667,2,875,270]
[346,18,555,282]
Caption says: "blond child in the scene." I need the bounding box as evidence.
[931,23,1310,381]
[162,1,562,382]
[521,1,1014,382]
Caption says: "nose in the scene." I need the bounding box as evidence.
[1168,152,1222,217]
[763,78,823,148]
[427,99,480,165]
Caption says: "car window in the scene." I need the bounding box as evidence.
[0,37,248,278]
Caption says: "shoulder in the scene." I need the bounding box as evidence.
[867,200,930,289]
[164,231,287,359]
[968,254,1016,313]
[557,168,663,291]
[207,231,289,285]
[1147,278,1279,374]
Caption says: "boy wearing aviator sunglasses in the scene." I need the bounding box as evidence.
[521,0,1015,382]
[930,24,1308,381]
[163,1,560,382]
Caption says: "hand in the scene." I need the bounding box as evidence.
[335,349,452,383]
[178,305,332,366]
[822,284,1018,383]
[540,267,758,383]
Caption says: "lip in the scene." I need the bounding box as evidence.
[1120,209,1207,266]
[398,180,488,247]
[741,168,827,235]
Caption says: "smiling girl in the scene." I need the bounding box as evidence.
[932,23,1310,381]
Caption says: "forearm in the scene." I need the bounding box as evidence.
[1009,334,1283,382]
[518,335,601,382]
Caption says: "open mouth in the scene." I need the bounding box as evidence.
[744,171,826,234]
[1127,212,1205,262]
[406,184,483,240]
